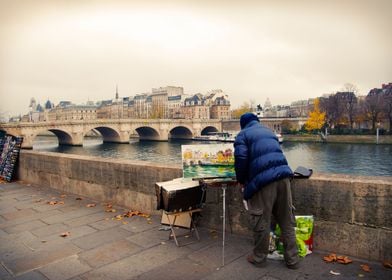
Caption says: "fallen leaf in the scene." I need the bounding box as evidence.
[106,208,116,212]
[86,203,96,207]
[330,270,341,276]
[337,256,352,264]
[58,201,64,205]
[122,221,128,225]
[114,215,123,220]
[323,255,335,263]
[360,264,371,272]
[60,231,70,237]
[76,197,83,200]
[383,260,392,269]
[123,210,150,218]
[41,240,47,243]
[105,203,113,208]
[48,201,58,205]
[324,253,351,264]
[123,210,138,217]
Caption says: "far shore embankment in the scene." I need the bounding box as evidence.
[284,134,392,144]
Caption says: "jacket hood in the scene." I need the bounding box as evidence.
[240,112,259,129]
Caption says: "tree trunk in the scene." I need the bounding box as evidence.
[389,116,392,134]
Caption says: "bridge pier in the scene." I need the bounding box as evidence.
[65,132,83,146]
[102,131,131,144]
[20,135,33,149]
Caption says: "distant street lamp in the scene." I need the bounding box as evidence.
[376,122,381,144]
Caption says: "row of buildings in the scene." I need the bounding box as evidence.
[17,85,327,123]
[24,86,231,122]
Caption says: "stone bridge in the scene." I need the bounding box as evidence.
[0,119,222,149]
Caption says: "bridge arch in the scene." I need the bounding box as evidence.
[92,126,123,143]
[31,129,74,147]
[168,125,193,140]
[135,126,161,141]
[48,129,74,145]
[200,126,219,135]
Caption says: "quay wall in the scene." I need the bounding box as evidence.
[17,150,392,262]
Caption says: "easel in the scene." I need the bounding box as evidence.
[198,177,237,267]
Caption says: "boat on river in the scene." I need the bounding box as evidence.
[276,133,284,144]
[192,132,236,143]
[193,131,282,144]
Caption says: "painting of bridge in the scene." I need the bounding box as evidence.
[181,143,235,179]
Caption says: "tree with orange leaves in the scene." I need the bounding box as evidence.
[305,98,326,131]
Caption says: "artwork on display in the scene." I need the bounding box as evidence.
[181,144,235,179]
[0,133,23,182]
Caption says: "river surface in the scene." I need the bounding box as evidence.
[33,136,392,177]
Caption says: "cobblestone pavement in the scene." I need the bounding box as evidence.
[1,181,391,280]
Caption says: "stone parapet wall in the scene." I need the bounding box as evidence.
[17,150,182,214]
[17,150,391,261]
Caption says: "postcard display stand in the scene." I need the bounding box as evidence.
[155,178,205,247]
[0,133,23,182]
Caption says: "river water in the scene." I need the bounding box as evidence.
[33,136,392,177]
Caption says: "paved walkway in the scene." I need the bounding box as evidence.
[0,181,391,280]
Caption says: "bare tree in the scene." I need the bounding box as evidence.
[336,92,357,129]
[353,98,367,129]
[319,94,343,129]
[365,88,384,130]
[347,85,359,128]
[342,83,359,94]
[381,84,392,133]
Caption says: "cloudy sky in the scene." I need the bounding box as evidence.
[0,0,391,118]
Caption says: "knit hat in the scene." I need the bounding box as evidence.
[240,112,259,129]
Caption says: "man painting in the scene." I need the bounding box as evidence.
[234,112,300,269]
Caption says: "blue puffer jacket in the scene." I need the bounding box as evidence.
[234,118,293,200]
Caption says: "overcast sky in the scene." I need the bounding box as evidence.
[0,0,391,118]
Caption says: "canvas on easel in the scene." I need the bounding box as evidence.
[181,144,235,179]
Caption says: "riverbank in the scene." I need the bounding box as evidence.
[284,134,392,144]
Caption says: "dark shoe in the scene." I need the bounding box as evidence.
[287,261,301,270]
[247,255,267,268]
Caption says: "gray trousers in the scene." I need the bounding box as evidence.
[247,178,299,266]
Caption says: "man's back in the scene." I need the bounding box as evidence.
[234,116,292,200]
